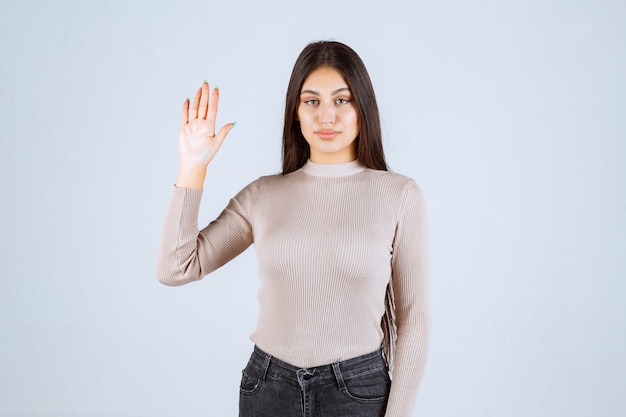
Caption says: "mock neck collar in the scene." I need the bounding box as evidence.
[301,159,365,177]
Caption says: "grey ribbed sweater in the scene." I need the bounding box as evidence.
[157,159,430,417]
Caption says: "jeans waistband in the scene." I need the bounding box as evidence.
[249,345,387,386]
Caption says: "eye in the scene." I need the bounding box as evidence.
[303,98,319,106]
[335,98,351,105]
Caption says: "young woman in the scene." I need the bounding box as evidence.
[157,41,430,417]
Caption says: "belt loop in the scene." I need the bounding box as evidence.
[331,362,346,390]
[260,351,272,382]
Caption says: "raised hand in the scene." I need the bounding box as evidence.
[176,82,235,188]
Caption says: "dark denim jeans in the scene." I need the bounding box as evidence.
[239,345,391,417]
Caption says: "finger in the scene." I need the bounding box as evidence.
[207,86,220,126]
[214,122,236,143]
[180,98,190,126]
[190,87,202,119]
[209,123,235,155]
[198,81,209,119]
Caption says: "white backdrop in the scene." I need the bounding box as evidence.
[1,1,624,416]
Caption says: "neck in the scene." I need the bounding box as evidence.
[301,159,364,177]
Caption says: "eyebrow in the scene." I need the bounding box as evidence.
[300,87,351,96]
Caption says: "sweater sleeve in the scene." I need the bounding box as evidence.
[385,181,431,417]
[156,181,258,286]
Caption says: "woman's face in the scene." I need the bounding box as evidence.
[297,66,359,164]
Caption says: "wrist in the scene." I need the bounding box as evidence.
[176,164,208,189]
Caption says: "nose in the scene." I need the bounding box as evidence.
[319,102,335,124]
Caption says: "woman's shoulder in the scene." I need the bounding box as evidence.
[235,171,298,195]
[364,168,421,191]
[252,169,309,187]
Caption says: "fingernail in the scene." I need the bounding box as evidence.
[186,97,190,101]
[214,86,219,91]
[203,80,208,85]
[231,122,237,128]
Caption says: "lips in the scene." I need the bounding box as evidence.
[316,129,339,140]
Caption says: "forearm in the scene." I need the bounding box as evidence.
[157,186,205,285]
[384,314,430,417]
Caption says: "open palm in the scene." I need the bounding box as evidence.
[178,82,234,167]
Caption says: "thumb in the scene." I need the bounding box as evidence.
[215,122,236,143]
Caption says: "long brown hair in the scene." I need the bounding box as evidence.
[282,41,388,174]
[281,41,397,369]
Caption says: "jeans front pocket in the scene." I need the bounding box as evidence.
[239,361,263,396]
[340,368,391,404]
